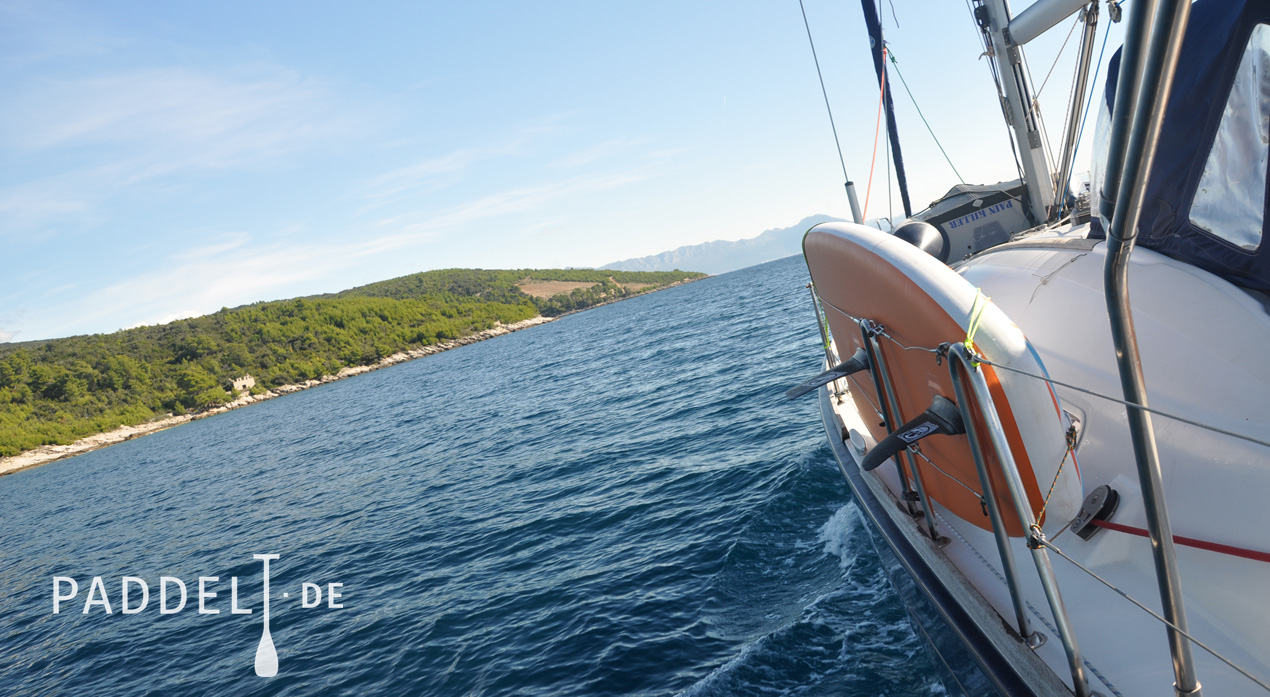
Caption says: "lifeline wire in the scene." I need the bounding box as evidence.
[798,0,852,189]
[907,445,985,503]
[971,352,1270,452]
[1042,539,1270,693]
[817,293,1270,451]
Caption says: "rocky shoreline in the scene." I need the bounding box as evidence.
[0,315,555,477]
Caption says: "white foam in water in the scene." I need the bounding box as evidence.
[674,635,770,697]
[817,502,865,571]
[676,500,947,697]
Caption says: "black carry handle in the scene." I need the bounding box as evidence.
[860,395,965,471]
[785,348,870,400]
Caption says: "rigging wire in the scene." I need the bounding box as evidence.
[1035,13,1082,102]
[862,47,891,222]
[817,276,1270,691]
[886,89,894,226]
[966,0,1030,209]
[888,51,966,184]
[820,298,1270,691]
[1019,26,1061,177]
[810,2,1269,690]
[798,0,852,192]
[971,352,1270,451]
[907,445,985,502]
[880,2,895,228]
[1053,13,1087,188]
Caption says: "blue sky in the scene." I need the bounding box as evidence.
[1,0,1123,341]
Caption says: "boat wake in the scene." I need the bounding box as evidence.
[680,501,945,696]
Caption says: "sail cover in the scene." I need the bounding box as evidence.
[1096,0,1270,295]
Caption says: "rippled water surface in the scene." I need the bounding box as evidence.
[0,256,943,695]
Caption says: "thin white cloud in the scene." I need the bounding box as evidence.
[361,150,480,204]
[0,175,97,232]
[173,232,252,261]
[548,137,651,169]
[7,66,342,153]
[0,308,26,343]
[394,170,653,235]
[26,165,657,339]
[358,122,570,209]
[42,239,344,338]
[0,65,374,235]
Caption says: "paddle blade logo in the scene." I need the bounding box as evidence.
[900,423,937,442]
[253,554,280,677]
[51,553,346,678]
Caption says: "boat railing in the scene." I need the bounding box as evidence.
[808,281,1270,693]
[809,281,1270,695]
[861,319,943,542]
[943,345,1044,652]
[819,301,1091,692]
[943,344,1270,693]
[944,342,1093,697]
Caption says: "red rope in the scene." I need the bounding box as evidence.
[1089,518,1270,564]
[862,47,888,222]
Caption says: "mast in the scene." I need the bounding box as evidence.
[1051,1,1100,217]
[860,0,913,219]
[974,0,1055,224]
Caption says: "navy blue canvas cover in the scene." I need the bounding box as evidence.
[1096,0,1270,294]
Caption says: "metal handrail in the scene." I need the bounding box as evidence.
[862,319,943,542]
[858,319,922,519]
[1099,0,1201,692]
[946,343,1092,697]
[863,321,944,543]
[946,349,1041,650]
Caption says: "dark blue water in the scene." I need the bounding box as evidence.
[0,256,943,696]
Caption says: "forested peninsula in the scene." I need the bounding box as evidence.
[0,268,704,462]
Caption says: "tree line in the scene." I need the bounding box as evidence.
[0,267,705,456]
[334,267,701,315]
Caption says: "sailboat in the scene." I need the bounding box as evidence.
[791,0,1270,694]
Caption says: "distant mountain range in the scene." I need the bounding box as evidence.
[602,215,845,275]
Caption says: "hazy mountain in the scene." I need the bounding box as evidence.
[602,215,846,275]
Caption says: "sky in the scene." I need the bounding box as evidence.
[1,0,1126,342]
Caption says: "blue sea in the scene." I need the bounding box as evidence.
[0,255,944,696]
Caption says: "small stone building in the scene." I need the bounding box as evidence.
[231,375,256,393]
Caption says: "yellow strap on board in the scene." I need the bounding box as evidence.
[965,289,989,366]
